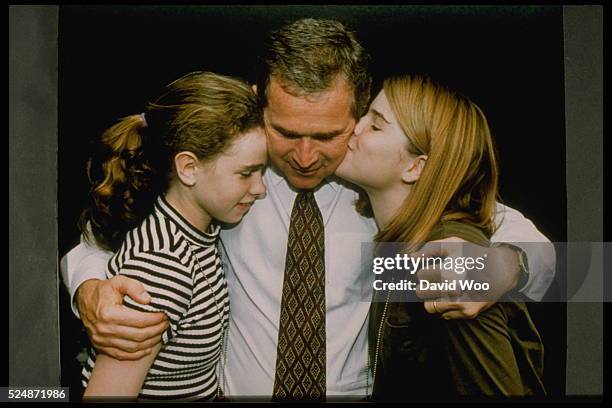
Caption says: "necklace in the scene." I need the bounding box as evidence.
[187,239,229,401]
[367,279,392,399]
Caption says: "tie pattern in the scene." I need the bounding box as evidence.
[273,191,326,401]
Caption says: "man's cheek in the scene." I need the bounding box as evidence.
[268,151,290,171]
[266,141,284,161]
[268,136,293,157]
[328,142,350,163]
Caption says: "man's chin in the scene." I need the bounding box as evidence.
[285,172,327,190]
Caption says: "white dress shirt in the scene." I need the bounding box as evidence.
[61,166,556,399]
[218,166,378,398]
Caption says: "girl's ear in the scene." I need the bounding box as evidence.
[401,154,428,184]
[174,151,199,187]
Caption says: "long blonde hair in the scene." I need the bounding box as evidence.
[374,75,499,251]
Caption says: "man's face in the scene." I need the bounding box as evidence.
[264,76,356,190]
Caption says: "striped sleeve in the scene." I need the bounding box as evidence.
[118,249,194,344]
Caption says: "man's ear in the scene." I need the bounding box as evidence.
[174,151,199,187]
[251,84,257,94]
[401,155,428,184]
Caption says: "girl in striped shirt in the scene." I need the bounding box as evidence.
[79,72,267,401]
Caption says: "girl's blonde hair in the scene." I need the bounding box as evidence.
[363,75,499,251]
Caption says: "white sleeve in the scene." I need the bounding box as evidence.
[490,202,556,301]
[59,234,113,319]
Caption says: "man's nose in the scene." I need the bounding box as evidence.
[294,138,318,169]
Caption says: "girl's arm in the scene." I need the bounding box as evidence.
[83,342,162,399]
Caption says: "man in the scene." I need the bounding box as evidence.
[62,18,555,400]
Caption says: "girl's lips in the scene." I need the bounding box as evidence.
[237,202,254,211]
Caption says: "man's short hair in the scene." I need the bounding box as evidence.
[257,18,372,119]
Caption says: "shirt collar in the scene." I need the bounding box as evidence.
[266,164,339,192]
[155,195,220,246]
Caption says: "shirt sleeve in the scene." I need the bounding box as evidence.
[59,234,113,319]
[491,202,556,301]
[117,250,194,344]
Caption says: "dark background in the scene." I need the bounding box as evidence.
[57,5,567,399]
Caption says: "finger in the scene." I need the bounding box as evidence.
[97,346,152,361]
[415,287,462,300]
[415,287,439,300]
[110,319,169,342]
[440,310,470,320]
[93,335,161,353]
[423,300,439,315]
[439,301,492,320]
[103,305,167,328]
[111,275,151,305]
[414,266,445,300]
[415,265,441,283]
[430,301,460,314]
[410,241,445,259]
[415,262,462,297]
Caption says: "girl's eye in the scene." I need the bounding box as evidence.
[240,172,252,178]
[371,124,382,131]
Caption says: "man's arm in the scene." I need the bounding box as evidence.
[418,202,555,319]
[60,236,112,318]
[59,235,168,360]
[490,203,556,301]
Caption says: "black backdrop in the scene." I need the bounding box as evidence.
[58,5,566,398]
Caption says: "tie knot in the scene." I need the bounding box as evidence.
[294,190,320,215]
[297,190,315,201]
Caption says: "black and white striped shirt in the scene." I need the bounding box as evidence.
[82,195,230,401]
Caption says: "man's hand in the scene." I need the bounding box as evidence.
[76,276,169,360]
[413,237,522,320]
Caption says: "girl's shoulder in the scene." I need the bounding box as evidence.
[427,221,490,246]
[111,211,185,264]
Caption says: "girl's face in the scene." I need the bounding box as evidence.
[195,128,267,224]
[335,90,416,190]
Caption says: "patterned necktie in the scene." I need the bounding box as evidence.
[273,190,326,401]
